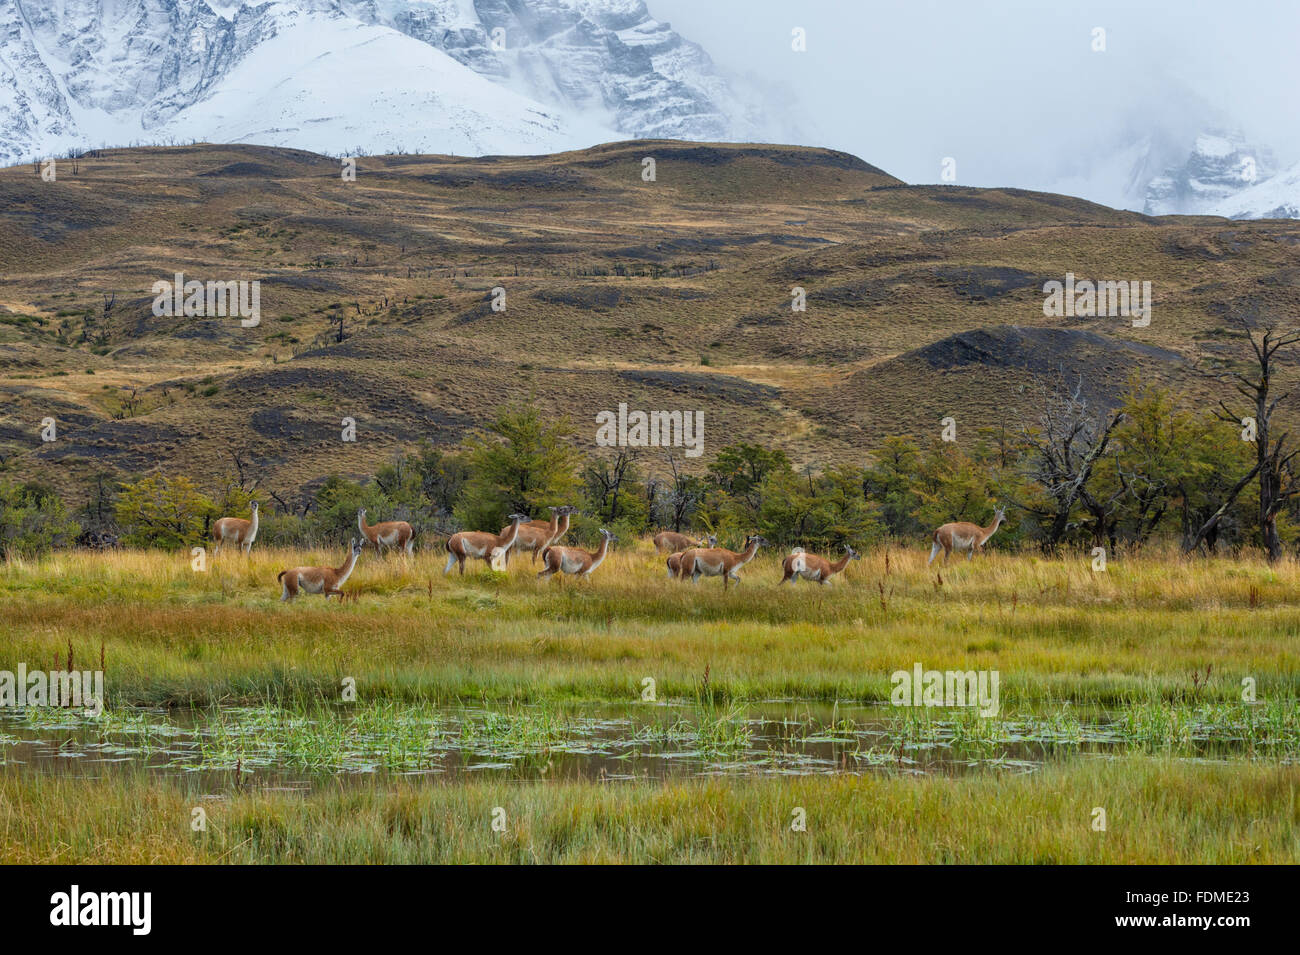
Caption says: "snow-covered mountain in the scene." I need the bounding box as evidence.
[1027,85,1294,221]
[1142,131,1275,216]
[0,0,759,165]
[1207,159,1300,220]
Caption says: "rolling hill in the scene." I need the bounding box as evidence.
[1,139,1298,505]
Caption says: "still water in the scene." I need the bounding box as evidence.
[1,698,1288,793]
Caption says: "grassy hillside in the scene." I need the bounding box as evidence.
[1,140,1298,503]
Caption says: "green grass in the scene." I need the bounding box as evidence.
[1,758,1295,863]
[2,545,1297,863]
[1,545,1297,707]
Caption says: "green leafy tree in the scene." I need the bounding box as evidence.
[0,483,80,558]
[306,475,392,543]
[114,475,214,548]
[456,403,579,530]
[812,465,884,547]
[1085,383,1249,551]
[862,436,925,539]
[755,467,818,545]
[410,442,470,521]
[913,440,1002,535]
[707,442,793,531]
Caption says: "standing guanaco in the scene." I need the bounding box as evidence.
[444,514,528,575]
[506,505,575,565]
[537,528,617,580]
[212,501,259,556]
[666,534,716,578]
[678,535,767,589]
[278,538,364,601]
[929,507,1007,565]
[779,544,860,585]
[357,508,414,556]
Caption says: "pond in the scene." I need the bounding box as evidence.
[1,698,1294,792]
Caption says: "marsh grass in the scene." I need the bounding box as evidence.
[0,757,1295,863]
[7,695,1295,782]
[1,545,1298,708]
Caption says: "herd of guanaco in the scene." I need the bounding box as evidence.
[209,502,1008,601]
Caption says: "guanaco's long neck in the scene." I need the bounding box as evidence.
[735,540,759,567]
[830,551,852,574]
[249,508,259,535]
[499,520,522,548]
[588,536,610,571]
[556,513,570,540]
[979,517,1003,546]
[358,513,370,537]
[336,550,358,584]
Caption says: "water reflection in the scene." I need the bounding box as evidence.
[0,699,1291,793]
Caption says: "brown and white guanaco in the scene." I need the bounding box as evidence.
[537,528,616,580]
[278,538,363,601]
[654,529,703,554]
[505,505,575,565]
[678,535,767,589]
[212,501,259,556]
[357,507,414,556]
[666,534,716,578]
[444,513,528,575]
[928,507,1006,565]
[779,544,860,585]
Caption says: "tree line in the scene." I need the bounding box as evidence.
[0,377,1296,562]
[3,308,1297,560]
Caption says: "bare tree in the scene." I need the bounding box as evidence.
[655,450,703,533]
[1016,376,1125,552]
[1198,313,1300,561]
[228,447,259,493]
[1181,460,1261,555]
[267,488,313,519]
[585,448,638,523]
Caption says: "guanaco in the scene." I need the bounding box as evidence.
[654,529,705,554]
[278,538,363,601]
[666,534,716,578]
[779,544,860,585]
[444,513,528,575]
[678,535,767,589]
[537,528,617,580]
[212,501,259,556]
[929,507,1007,565]
[506,505,576,565]
[357,507,414,556]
